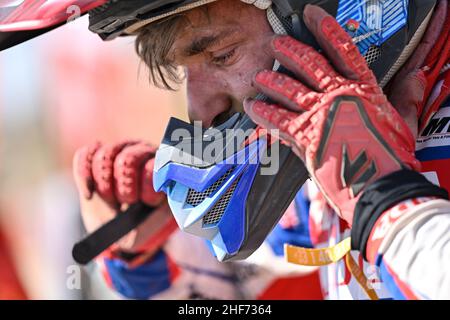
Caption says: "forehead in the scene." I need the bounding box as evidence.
[169,2,252,59]
[181,0,250,27]
[175,2,245,38]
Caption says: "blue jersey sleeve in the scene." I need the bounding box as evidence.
[102,249,178,299]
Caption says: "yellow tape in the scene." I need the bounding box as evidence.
[284,237,379,300]
[345,253,379,300]
[284,237,351,266]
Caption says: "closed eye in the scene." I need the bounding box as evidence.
[211,48,237,66]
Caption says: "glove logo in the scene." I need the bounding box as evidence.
[341,144,377,197]
[315,96,380,198]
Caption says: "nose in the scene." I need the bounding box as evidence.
[185,66,232,128]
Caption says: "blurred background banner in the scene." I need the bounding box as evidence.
[0,15,186,299]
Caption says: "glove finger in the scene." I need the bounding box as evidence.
[244,98,298,142]
[73,141,102,200]
[91,140,139,206]
[303,4,376,83]
[270,35,341,92]
[253,70,320,112]
[140,158,166,207]
[114,143,156,205]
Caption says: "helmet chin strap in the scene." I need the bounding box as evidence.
[240,0,288,71]
[262,1,319,72]
[241,0,272,9]
[253,1,340,72]
[266,7,287,71]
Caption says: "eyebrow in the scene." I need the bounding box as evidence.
[184,29,238,57]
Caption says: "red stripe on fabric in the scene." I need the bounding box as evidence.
[100,258,114,289]
[424,3,450,68]
[136,217,178,254]
[166,254,181,283]
[384,261,419,300]
[421,159,450,193]
[366,197,435,264]
[257,271,324,300]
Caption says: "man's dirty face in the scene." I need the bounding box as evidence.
[168,0,275,128]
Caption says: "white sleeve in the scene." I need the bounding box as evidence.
[376,199,450,299]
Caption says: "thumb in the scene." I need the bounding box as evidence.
[141,157,166,206]
[388,70,426,138]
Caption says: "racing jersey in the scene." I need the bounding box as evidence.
[97,223,323,300]
[296,12,450,298]
[296,92,449,300]
[298,182,392,299]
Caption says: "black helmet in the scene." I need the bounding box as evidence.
[1,0,437,85]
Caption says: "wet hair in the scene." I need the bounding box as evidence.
[135,15,189,90]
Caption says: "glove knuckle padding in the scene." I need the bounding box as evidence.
[113,143,158,205]
[273,36,339,91]
[92,141,135,205]
[319,16,374,82]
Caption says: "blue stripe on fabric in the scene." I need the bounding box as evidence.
[415,145,450,161]
[177,260,238,283]
[379,259,407,300]
[104,250,172,300]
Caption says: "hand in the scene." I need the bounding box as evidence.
[244,5,421,225]
[73,140,176,254]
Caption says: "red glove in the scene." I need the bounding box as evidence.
[73,140,176,257]
[244,5,421,225]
